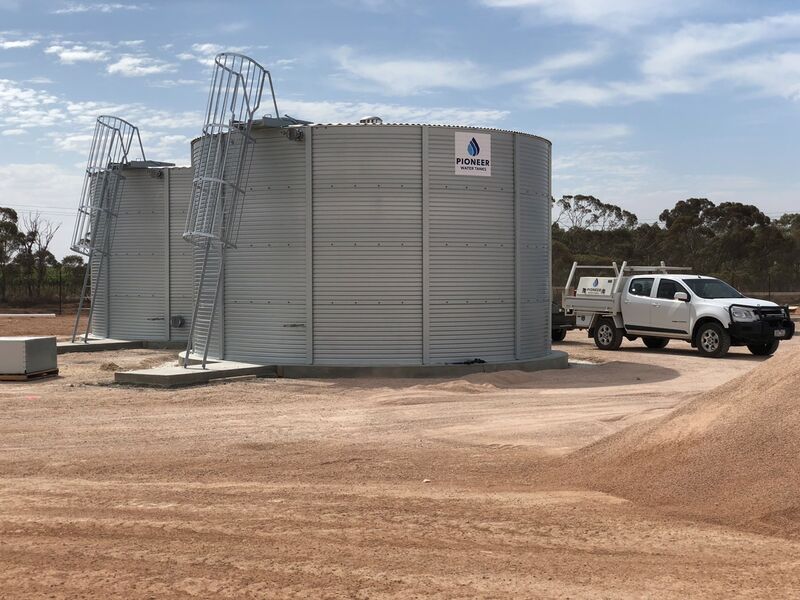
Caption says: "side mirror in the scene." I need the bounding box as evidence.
[674,291,689,302]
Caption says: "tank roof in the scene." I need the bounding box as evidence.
[251,116,551,145]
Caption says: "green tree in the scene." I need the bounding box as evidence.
[0,208,23,303]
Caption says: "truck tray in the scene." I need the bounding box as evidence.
[564,294,619,314]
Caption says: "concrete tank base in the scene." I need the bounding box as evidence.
[116,350,569,388]
[276,351,569,379]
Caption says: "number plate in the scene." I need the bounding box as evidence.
[774,329,786,338]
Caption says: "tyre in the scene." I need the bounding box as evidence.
[551,328,567,342]
[593,318,623,350]
[747,340,779,356]
[643,336,669,349]
[695,322,731,358]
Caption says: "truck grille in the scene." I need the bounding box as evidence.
[756,306,789,321]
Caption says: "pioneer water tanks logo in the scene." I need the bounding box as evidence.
[593,278,599,287]
[454,132,491,177]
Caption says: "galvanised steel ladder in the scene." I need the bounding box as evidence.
[182,53,276,368]
[70,116,145,343]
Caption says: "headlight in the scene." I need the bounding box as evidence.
[731,307,758,322]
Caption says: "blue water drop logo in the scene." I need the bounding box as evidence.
[593,278,599,286]
[467,137,480,156]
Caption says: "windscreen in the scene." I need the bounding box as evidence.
[683,278,744,299]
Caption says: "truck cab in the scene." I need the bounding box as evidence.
[563,262,795,358]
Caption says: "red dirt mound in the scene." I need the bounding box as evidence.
[562,345,800,537]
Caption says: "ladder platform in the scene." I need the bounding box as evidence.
[115,360,276,388]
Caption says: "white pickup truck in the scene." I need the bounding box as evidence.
[562,262,795,358]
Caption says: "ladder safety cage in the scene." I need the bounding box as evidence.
[183,52,274,248]
[70,116,146,343]
[182,52,273,368]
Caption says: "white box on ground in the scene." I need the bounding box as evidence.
[0,336,58,375]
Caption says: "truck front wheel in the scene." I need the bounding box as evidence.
[747,340,779,356]
[695,322,731,358]
[594,318,623,351]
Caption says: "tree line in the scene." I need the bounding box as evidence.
[0,208,86,308]
[2,196,799,308]
[552,196,800,296]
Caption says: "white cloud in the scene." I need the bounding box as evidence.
[52,3,148,14]
[542,123,632,142]
[274,58,297,68]
[0,79,62,127]
[44,43,108,63]
[2,127,26,135]
[501,46,607,83]
[333,46,485,95]
[139,132,192,160]
[524,12,800,107]
[719,52,800,102]
[0,39,37,49]
[333,44,607,96]
[219,21,248,34]
[0,163,84,258]
[177,43,232,67]
[63,99,202,130]
[482,0,699,30]
[333,0,415,12]
[106,55,176,77]
[49,132,93,153]
[147,78,204,89]
[642,13,800,77]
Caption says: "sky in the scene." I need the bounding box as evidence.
[0,0,799,258]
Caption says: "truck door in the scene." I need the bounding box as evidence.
[651,278,692,336]
[622,277,654,332]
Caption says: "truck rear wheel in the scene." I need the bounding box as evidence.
[594,318,623,350]
[747,340,779,356]
[552,328,567,342]
[696,322,730,358]
[643,336,669,349]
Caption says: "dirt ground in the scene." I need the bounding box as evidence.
[1,323,799,598]
[0,312,87,340]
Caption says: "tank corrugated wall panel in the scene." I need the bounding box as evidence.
[168,168,194,341]
[517,137,551,359]
[427,128,515,363]
[222,129,308,364]
[312,125,422,365]
[107,170,167,340]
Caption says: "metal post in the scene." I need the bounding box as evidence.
[421,125,430,365]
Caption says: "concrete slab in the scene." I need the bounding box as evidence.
[276,350,569,379]
[58,339,186,354]
[115,351,568,387]
[115,361,277,388]
[58,339,144,354]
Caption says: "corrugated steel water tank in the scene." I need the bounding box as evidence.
[88,166,194,341]
[193,122,553,367]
